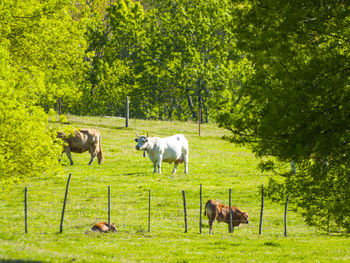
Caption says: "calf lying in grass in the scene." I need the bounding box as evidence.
[91,222,118,233]
[204,199,248,234]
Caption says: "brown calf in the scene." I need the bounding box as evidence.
[204,199,248,234]
[91,222,118,233]
[58,128,104,165]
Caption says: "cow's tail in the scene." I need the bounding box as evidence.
[204,200,210,216]
[97,135,104,164]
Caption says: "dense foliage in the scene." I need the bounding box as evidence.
[0,0,87,186]
[77,0,243,121]
[216,1,350,231]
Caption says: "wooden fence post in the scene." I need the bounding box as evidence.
[229,189,233,233]
[108,185,111,225]
[60,173,71,233]
[125,96,129,127]
[284,194,289,237]
[259,184,264,235]
[148,190,151,232]
[182,190,188,233]
[199,184,202,234]
[24,186,28,234]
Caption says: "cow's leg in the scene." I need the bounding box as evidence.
[89,153,96,165]
[209,219,215,235]
[207,213,217,235]
[147,155,157,173]
[184,153,189,174]
[158,162,162,174]
[65,148,73,165]
[153,161,157,173]
[88,145,97,165]
[172,162,178,174]
[59,151,64,163]
[157,157,162,174]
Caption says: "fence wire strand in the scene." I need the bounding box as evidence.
[0,185,309,235]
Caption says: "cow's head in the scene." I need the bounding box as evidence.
[239,212,249,224]
[109,223,118,233]
[57,131,65,139]
[135,133,148,151]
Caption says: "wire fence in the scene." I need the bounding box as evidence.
[0,174,310,236]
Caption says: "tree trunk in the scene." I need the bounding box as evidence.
[198,94,203,123]
[186,86,197,119]
[204,103,209,123]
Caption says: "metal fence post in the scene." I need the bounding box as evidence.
[182,190,188,233]
[199,184,202,234]
[24,186,28,234]
[60,173,71,233]
[259,184,264,235]
[284,194,289,237]
[148,190,151,232]
[229,189,233,233]
[108,185,111,225]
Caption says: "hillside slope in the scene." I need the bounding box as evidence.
[0,115,349,262]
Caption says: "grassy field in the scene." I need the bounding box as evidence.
[0,115,349,262]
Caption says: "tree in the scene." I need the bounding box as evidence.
[0,0,87,188]
[217,1,350,231]
[1,0,88,112]
[138,0,241,121]
[82,0,244,120]
[0,85,62,189]
[72,0,131,116]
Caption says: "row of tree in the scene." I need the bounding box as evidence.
[0,0,349,232]
[75,0,244,121]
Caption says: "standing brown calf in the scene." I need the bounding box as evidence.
[91,222,118,233]
[204,199,249,234]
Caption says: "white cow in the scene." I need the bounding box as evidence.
[135,133,189,174]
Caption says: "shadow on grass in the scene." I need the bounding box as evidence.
[68,119,129,131]
[0,260,43,263]
[123,172,149,176]
[317,232,350,237]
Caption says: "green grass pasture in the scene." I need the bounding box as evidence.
[0,115,349,262]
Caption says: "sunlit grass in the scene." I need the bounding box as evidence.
[0,115,349,262]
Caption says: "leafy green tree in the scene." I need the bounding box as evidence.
[83,0,243,120]
[0,0,87,188]
[1,0,88,112]
[75,0,136,116]
[217,1,350,231]
[137,0,242,121]
[0,86,62,189]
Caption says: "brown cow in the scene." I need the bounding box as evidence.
[58,128,104,165]
[91,222,118,233]
[204,199,248,234]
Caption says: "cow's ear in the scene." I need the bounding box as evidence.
[135,138,139,142]
[144,138,148,142]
